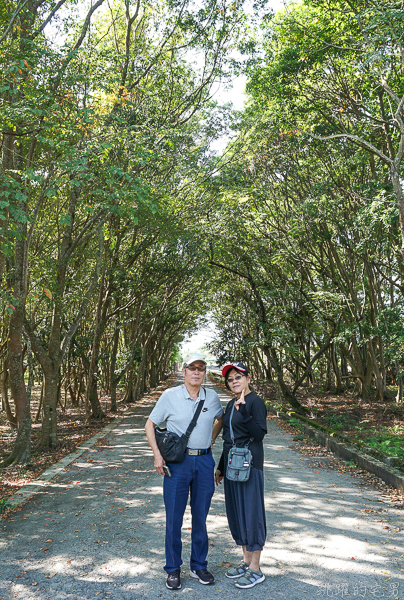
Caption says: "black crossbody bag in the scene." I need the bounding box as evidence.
[155,399,205,463]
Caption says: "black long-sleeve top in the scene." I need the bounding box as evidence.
[217,391,267,474]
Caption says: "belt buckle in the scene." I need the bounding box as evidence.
[187,448,198,456]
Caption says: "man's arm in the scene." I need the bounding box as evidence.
[145,418,165,475]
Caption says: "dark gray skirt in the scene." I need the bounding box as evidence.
[224,466,267,551]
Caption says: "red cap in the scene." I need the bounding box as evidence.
[221,362,249,378]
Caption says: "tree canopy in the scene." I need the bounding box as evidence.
[2,0,404,466]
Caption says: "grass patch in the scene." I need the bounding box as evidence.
[289,417,305,432]
[363,433,404,459]
[322,411,357,431]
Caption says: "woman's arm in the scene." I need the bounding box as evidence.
[238,398,267,441]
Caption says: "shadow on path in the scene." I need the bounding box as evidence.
[1,376,404,599]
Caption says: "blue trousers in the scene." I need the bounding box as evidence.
[163,452,215,573]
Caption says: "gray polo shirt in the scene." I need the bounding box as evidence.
[149,384,223,449]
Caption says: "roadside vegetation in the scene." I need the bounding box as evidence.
[210,371,404,466]
[2,0,404,496]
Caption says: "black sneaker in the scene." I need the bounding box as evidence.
[190,568,215,585]
[166,569,181,590]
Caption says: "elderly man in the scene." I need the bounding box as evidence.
[145,354,223,590]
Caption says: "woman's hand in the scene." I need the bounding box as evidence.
[234,389,246,411]
[215,469,224,486]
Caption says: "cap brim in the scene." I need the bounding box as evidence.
[185,360,207,367]
[221,363,247,377]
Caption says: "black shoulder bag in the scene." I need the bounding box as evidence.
[155,399,205,463]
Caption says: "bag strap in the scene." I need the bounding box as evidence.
[229,400,253,448]
[229,402,236,445]
[183,397,205,440]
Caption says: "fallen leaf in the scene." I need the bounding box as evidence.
[46,573,56,578]
[44,539,53,543]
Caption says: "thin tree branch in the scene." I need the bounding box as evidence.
[33,0,69,37]
[293,126,392,165]
[60,227,104,360]
[292,337,333,393]
[0,0,30,43]
[72,0,105,52]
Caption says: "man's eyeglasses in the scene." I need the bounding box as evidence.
[186,365,206,372]
[227,374,244,384]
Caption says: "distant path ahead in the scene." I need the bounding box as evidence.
[1,375,403,600]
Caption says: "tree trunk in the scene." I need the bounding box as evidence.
[390,166,404,256]
[341,353,348,377]
[110,327,120,412]
[35,378,44,422]
[150,358,157,388]
[85,272,106,421]
[124,377,135,403]
[1,358,17,428]
[330,342,343,394]
[396,361,403,403]
[1,306,31,466]
[378,338,388,399]
[264,345,305,411]
[325,355,332,391]
[133,342,148,401]
[41,366,59,448]
[368,340,383,401]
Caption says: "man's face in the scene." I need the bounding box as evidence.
[183,360,206,387]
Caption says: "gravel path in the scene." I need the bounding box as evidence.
[1,377,404,600]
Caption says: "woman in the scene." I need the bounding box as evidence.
[214,361,267,589]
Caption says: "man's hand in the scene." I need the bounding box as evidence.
[235,389,246,410]
[145,417,166,475]
[215,469,224,486]
[154,454,166,476]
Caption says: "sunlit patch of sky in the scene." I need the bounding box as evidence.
[181,319,218,358]
[210,0,286,151]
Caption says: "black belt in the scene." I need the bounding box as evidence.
[185,447,211,456]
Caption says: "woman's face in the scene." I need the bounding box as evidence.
[226,368,250,395]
